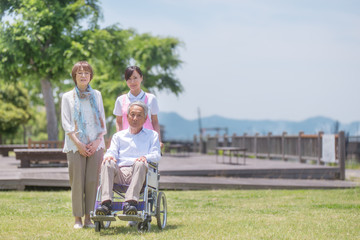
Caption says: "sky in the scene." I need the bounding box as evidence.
[99,0,360,123]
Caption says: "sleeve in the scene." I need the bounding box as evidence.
[104,134,120,161]
[149,94,159,115]
[113,95,123,116]
[61,93,75,134]
[144,131,161,163]
[98,91,107,135]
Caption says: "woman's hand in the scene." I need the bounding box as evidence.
[76,142,88,157]
[86,138,101,156]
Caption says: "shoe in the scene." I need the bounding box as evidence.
[73,223,83,229]
[95,201,112,216]
[123,202,137,215]
[84,223,95,228]
[128,221,137,227]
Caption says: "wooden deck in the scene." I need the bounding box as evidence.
[0,153,358,190]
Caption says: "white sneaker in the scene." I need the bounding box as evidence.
[73,223,83,229]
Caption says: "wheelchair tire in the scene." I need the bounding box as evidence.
[95,221,101,232]
[156,191,167,229]
[137,221,151,233]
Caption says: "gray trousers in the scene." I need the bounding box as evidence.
[100,161,148,203]
[67,149,103,217]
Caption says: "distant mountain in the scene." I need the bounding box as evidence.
[158,112,360,141]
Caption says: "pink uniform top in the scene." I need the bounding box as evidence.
[121,93,154,130]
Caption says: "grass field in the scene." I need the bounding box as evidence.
[0,189,359,240]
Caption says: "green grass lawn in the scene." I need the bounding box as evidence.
[0,189,359,240]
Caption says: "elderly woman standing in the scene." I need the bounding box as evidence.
[61,61,107,229]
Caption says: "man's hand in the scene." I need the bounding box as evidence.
[102,156,116,165]
[135,156,147,163]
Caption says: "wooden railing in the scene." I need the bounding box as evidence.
[202,131,346,180]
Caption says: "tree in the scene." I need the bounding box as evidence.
[0,82,31,143]
[0,1,183,140]
[0,0,101,140]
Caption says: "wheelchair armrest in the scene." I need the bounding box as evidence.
[148,161,158,169]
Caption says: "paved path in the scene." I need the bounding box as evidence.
[0,153,359,190]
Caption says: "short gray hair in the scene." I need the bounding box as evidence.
[127,101,148,118]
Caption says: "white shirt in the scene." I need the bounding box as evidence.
[104,128,161,167]
[113,90,159,120]
[61,88,107,153]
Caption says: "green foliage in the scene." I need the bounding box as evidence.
[0,0,101,83]
[0,0,184,140]
[0,82,31,135]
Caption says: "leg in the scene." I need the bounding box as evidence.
[125,161,148,202]
[100,160,119,202]
[95,160,119,216]
[67,151,86,227]
[84,150,103,226]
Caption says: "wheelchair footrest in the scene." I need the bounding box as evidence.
[117,214,145,222]
[91,215,117,222]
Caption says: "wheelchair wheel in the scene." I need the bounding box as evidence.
[137,221,151,233]
[156,191,167,229]
[95,221,101,232]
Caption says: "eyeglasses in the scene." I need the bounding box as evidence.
[76,72,91,76]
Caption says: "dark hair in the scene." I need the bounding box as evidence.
[71,61,94,85]
[124,66,143,81]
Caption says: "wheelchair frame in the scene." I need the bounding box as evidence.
[90,162,167,233]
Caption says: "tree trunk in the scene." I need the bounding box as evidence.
[23,124,26,144]
[41,78,58,140]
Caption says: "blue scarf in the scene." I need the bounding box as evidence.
[73,85,104,143]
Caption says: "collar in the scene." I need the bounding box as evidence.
[128,90,146,101]
[126,127,147,136]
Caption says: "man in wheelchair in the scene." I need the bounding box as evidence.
[95,101,161,216]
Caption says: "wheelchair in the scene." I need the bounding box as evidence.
[90,162,167,233]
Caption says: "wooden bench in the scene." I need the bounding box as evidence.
[13,139,65,168]
[14,148,67,168]
[15,138,111,168]
[216,147,247,165]
[0,144,28,156]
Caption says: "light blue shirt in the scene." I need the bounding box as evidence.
[104,128,161,167]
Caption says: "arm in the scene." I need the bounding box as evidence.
[142,132,161,164]
[86,91,107,156]
[151,115,161,142]
[149,95,163,148]
[116,116,123,132]
[102,134,120,164]
[61,93,88,156]
[113,96,124,132]
[151,115,163,149]
[68,132,88,156]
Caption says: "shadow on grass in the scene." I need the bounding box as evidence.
[25,186,70,191]
[98,224,179,236]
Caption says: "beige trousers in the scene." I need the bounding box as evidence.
[100,161,148,203]
[67,149,103,217]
